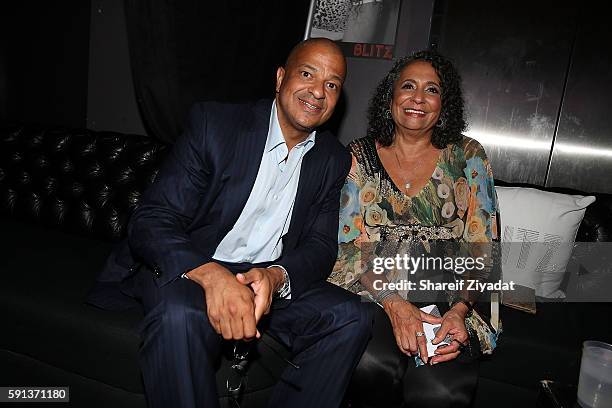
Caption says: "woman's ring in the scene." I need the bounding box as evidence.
[452,339,466,350]
[415,331,425,337]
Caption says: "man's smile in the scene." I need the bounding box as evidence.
[298,98,323,111]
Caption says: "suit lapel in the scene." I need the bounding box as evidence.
[216,103,330,249]
[284,135,326,248]
[217,101,271,242]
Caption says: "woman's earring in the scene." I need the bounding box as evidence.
[437,116,446,129]
[384,109,392,119]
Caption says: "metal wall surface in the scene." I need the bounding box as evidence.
[437,2,577,185]
[546,15,612,193]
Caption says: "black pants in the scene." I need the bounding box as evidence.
[349,305,479,408]
[134,262,374,408]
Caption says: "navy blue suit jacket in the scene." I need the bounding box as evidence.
[97,100,351,301]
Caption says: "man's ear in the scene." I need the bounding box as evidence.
[275,67,285,93]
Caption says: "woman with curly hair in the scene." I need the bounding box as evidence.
[328,50,501,407]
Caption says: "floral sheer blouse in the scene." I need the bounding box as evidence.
[329,135,499,288]
[328,135,501,354]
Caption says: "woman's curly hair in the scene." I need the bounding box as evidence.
[367,50,467,149]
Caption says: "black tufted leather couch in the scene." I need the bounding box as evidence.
[0,124,287,408]
[0,124,165,407]
[1,124,611,408]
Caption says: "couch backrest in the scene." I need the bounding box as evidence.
[0,124,168,242]
[494,179,612,242]
[1,124,610,243]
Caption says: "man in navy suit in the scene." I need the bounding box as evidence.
[98,38,374,408]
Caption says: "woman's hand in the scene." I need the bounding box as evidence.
[430,303,470,364]
[382,295,442,363]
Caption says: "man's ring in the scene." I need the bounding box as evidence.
[415,331,425,337]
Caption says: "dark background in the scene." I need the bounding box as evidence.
[1,0,311,138]
[1,1,91,128]
[1,0,610,192]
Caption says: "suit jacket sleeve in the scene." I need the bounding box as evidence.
[276,147,352,298]
[127,103,212,287]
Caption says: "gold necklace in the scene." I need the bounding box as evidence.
[393,147,424,192]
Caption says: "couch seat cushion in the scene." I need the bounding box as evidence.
[1,216,288,397]
[479,302,612,390]
[1,216,144,392]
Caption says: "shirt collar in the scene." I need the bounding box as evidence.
[266,100,316,153]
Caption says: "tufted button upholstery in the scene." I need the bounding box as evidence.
[0,124,169,242]
[152,264,163,278]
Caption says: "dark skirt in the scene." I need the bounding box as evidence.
[348,305,479,408]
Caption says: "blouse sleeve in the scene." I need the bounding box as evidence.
[327,153,368,290]
[459,139,503,352]
[462,138,499,243]
[454,138,501,302]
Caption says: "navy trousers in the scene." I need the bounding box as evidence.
[134,262,374,408]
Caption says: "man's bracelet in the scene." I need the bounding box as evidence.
[274,267,290,298]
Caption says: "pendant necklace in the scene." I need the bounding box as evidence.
[393,147,423,193]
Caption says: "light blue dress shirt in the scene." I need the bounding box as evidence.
[211,101,316,296]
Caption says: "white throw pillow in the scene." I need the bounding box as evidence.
[496,186,595,311]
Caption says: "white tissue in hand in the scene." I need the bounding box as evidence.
[419,304,451,358]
